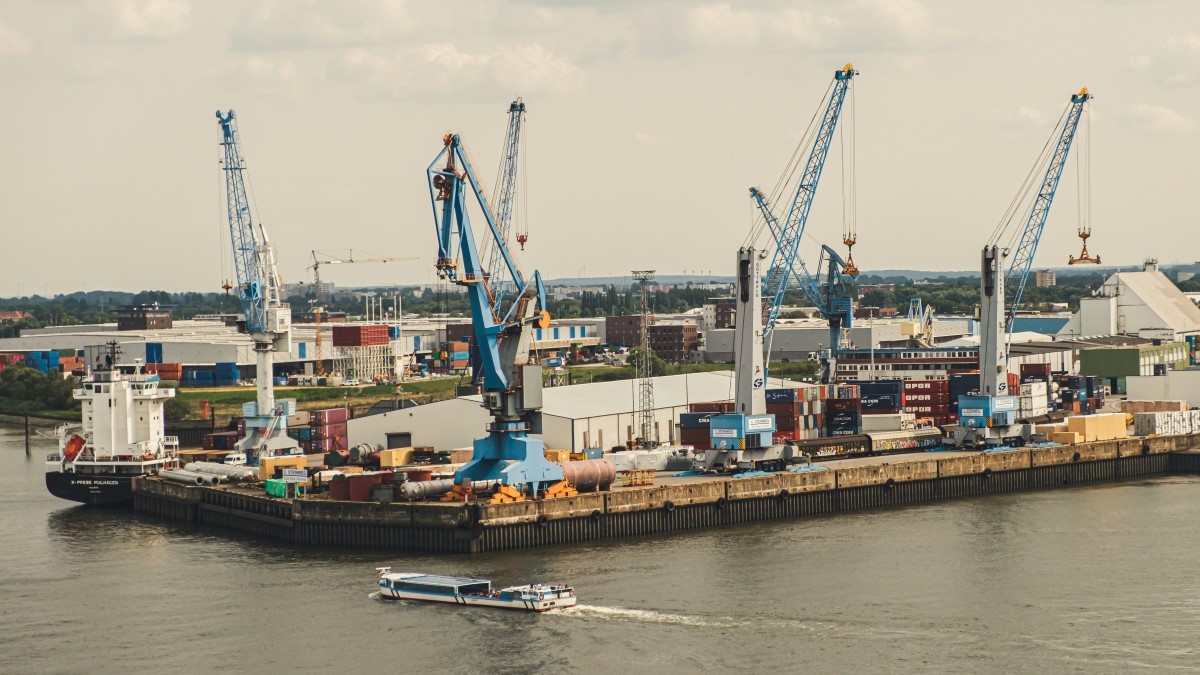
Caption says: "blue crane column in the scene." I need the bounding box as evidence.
[216,110,298,460]
[427,133,562,494]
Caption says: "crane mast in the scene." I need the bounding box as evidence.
[695,64,857,474]
[428,133,561,495]
[484,98,527,311]
[750,63,858,384]
[215,109,298,461]
[956,88,1090,447]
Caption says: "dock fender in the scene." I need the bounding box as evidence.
[589,509,602,522]
[536,514,549,527]
[1141,443,1150,456]
[663,500,676,513]
[981,468,993,481]
[1071,452,1081,463]
[776,489,789,501]
[884,478,895,490]
[715,497,728,510]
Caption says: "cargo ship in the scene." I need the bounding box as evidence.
[375,568,577,612]
[45,342,179,505]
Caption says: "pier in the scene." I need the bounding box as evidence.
[134,434,1200,554]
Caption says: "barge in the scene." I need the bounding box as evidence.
[132,432,1200,554]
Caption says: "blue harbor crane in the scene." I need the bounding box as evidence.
[215,110,299,461]
[694,64,858,473]
[427,132,562,496]
[749,63,859,386]
[483,98,527,313]
[953,87,1091,448]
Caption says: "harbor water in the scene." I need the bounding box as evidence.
[4,425,1199,673]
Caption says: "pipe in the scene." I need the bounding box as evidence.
[400,478,495,501]
[185,462,257,482]
[560,459,616,492]
[159,468,206,486]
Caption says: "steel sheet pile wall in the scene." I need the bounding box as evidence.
[133,434,1200,553]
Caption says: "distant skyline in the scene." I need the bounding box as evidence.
[3,0,1199,295]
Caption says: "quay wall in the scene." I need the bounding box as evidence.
[134,434,1200,554]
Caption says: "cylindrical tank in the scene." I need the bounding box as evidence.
[185,461,257,482]
[328,475,351,500]
[159,468,206,486]
[398,478,495,501]
[560,459,616,492]
[325,448,349,467]
[349,444,377,465]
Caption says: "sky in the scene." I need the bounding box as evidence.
[2,0,1199,296]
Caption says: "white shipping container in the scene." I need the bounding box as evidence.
[1020,382,1048,397]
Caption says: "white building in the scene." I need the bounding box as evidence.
[347,370,801,452]
[1057,260,1200,341]
[703,317,973,362]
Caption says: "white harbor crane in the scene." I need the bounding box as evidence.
[216,110,299,462]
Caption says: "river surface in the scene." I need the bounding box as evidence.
[4,425,1200,674]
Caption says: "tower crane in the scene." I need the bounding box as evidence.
[215,109,299,462]
[694,63,857,473]
[307,250,417,377]
[427,132,562,497]
[953,87,1091,448]
[482,98,527,312]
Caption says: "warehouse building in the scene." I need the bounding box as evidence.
[346,371,801,453]
[1057,259,1200,341]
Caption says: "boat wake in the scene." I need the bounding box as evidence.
[562,604,736,628]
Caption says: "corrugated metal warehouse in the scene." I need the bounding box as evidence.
[347,371,804,453]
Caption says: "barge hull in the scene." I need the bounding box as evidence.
[133,435,1200,554]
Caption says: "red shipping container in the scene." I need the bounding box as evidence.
[774,415,798,431]
[689,401,734,414]
[905,392,950,404]
[766,401,801,417]
[1020,363,1052,377]
[312,422,348,440]
[903,379,950,392]
[909,404,951,415]
[312,408,349,425]
[773,431,796,444]
[825,398,862,413]
[861,408,902,415]
[332,325,390,347]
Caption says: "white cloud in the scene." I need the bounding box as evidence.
[88,0,191,41]
[327,43,584,98]
[1123,102,1195,134]
[0,21,30,55]
[229,0,411,51]
[633,132,672,147]
[1007,104,1051,129]
[858,0,932,39]
[684,4,835,47]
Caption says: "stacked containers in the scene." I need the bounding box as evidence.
[848,380,904,414]
[948,372,981,417]
[310,407,349,453]
[903,379,954,425]
[824,384,862,436]
[332,325,389,347]
[679,412,712,449]
[146,363,183,380]
[214,362,240,387]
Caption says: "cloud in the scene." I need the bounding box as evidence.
[0,21,30,55]
[1123,102,1195,134]
[684,4,837,48]
[1127,32,1200,85]
[229,0,412,51]
[86,0,190,41]
[327,42,584,98]
[633,132,673,147]
[1007,104,1052,129]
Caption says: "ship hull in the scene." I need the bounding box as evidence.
[45,471,137,506]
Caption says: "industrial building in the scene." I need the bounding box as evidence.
[1057,260,1200,341]
[346,371,801,453]
[703,316,974,363]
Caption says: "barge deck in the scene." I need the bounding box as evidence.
[133,434,1200,554]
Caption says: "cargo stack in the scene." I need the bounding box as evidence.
[287,410,314,453]
[146,363,183,380]
[679,412,712,449]
[214,362,240,387]
[948,372,980,417]
[202,430,240,450]
[23,351,59,374]
[903,379,955,425]
[183,367,215,387]
[1018,380,1049,419]
[332,325,389,347]
[824,384,862,437]
[1051,374,1105,414]
[58,354,85,373]
[1132,409,1200,436]
[311,407,349,454]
